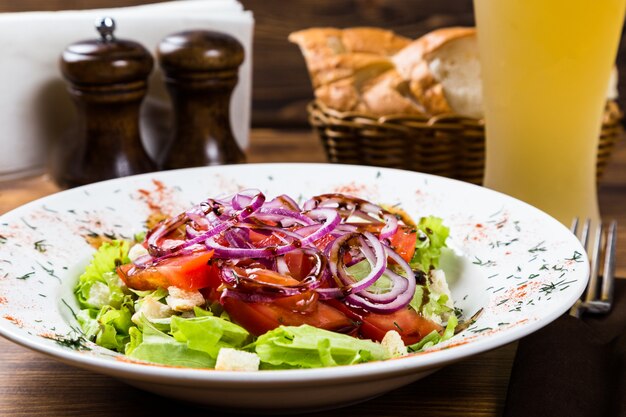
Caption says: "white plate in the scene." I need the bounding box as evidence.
[0,163,588,412]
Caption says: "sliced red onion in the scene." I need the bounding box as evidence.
[165,191,267,255]
[354,269,408,303]
[255,207,315,226]
[205,208,340,259]
[186,211,211,230]
[219,249,325,299]
[205,239,277,258]
[344,245,416,313]
[344,291,412,314]
[315,286,345,299]
[224,228,251,248]
[133,245,210,268]
[304,194,385,220]
[264,194,302,212]
[327,232,387,295]
[131,253,154,267]
[378,213,399,241]
[288,209,340,250]
[231,189,262,210]
[146,212,188,257]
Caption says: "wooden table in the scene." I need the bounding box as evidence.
[1,129,624,417]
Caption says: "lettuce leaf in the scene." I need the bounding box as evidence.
[126,326,143,355]
[127,320,216,368]
[346,260,394,293]
[410,216,449,272]
[408,285,425,313]
[421,292,453,319]
[75,240,130,310]
[253,325,388,369]
[74,240,136,352]
[408,314,458,352]
[96,302,134,349]
[170,315,251,358]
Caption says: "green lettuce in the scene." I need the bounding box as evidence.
[131,288,171,331]
[75,240,130,310]
[126,315,250,368]
[408,314,458,352]
[346,260,393,293]
[170,315,251,358]
[74,240,135,352]
[421,292,453,319]
[408,285,425,312]
[410,216,450,272]
[254,325,388,369]
[127,320,216,368]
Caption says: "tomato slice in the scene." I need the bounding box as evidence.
[284,250,317,280]
[360,308,443,345]
[222,296,356,336]
[117,250,219,291]
[388,226,417,263]
[345,222,416,263]
[248,229,282,247]
[219,260,356,335]
[324,299,441,345]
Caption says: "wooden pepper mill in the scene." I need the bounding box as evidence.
[59,17,155,187]
[157,30,246,169]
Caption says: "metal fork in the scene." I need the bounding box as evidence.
[569,219,617,318]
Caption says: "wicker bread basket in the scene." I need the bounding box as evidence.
[308,100,623,185]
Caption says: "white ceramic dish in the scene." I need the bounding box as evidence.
[0,163,588,412]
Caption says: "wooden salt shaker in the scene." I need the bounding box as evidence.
[157,30,246,169]
[59,17,155,187]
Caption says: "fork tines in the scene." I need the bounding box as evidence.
[569,219,617,317]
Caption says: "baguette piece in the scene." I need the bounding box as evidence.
[290,27,422,115]
[289,27,410,58]
[289,27,410,88]
[360,69,424,115]
[315,69,423,116]
[393,27,482,118]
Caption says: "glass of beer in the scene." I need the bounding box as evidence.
[473,0,626,226]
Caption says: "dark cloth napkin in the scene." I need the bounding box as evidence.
[504,278,626,417]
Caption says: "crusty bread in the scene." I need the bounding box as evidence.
[290,26,478,117]
[290,27,421,116]
[360,69,424,115]
[289,27,409,89]
[289,27,410,58]
[393,27,481,118]
[292,26,618,119]
[313,68,422,116]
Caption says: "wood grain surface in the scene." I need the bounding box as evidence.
[0,128,625,417]
[1,0,625,127]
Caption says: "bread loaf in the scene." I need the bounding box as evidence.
[393,27,481,118]
[290,26,478,117]
[289,27,409,89]
[291,26,618,119]
[289,27,421,115]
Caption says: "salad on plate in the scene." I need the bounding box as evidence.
[73,190,459,370]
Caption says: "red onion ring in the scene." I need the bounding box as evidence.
[327,232,387,295]
[378,213,399,241]
[165,191,266,254]
[204,208,340,259]
[220,248,326,300]
[345,246,416,313]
